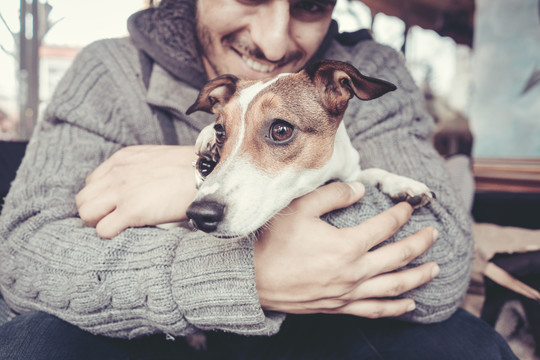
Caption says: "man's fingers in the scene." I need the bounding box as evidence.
[344,202,414,251]
[291,181,365,217]
[359,226,439,279]
[75,166,116,212]
[95,211,129,239]
[351,262,440,300]
[289,298,417,318]
[76,180,117,227]
[336,298,417,318]
[77,196,116,228]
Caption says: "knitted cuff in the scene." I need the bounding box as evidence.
[171,230,285,336]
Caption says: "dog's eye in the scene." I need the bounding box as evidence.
[270,120,294,142]
[214,123,226,145]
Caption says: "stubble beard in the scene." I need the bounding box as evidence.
[196,19,224,78]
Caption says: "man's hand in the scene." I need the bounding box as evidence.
[76,145,198,238]
[254,181,440,318]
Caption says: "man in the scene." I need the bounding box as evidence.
[0,0,516,358]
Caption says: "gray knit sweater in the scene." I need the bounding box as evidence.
[0,4,473,339]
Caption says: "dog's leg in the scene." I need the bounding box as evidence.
[195,124,219,161]
[357,168,434,208]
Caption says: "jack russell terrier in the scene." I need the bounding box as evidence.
[184,59,434,239]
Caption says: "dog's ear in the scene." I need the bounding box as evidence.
[186,74,239,115]
[305,60,396,116]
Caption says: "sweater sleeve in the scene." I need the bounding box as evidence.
[0,40,284,338]
[323,41,474,324]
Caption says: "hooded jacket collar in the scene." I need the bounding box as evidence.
[128,0,209,89]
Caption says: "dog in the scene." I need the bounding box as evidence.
[184,59,434,239]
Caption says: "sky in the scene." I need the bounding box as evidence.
[1,0,145,47]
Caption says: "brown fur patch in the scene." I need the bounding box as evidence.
[236,73,340,173]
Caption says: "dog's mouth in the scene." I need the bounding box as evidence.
[189,221,250,240]
[212,233,245,240]
[187,211,262,240]
[213,226,262,240]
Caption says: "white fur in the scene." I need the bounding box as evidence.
[191,75,432,237]
[192,122,361,237]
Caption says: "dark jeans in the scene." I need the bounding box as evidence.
[0,309,516,360]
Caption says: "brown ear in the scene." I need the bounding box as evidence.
[305,60,397,116]
[186,74,239,115]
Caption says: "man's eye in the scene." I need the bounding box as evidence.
[291,0,335,20]
[237,0,266,6]
[295,1,322,13]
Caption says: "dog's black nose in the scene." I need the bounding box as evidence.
[186,200,225,233]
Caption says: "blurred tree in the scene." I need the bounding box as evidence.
[0,1,58,140]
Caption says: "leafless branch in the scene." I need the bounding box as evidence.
[0,12,15,36]
[0,12,16,58]
[0,43,15,58]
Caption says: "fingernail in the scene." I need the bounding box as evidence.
[431,264,440,277]
[347,182,364,194]
[432,228,439,241]
[407,302,416,312]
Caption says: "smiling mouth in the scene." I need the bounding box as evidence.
[241,55,278,73]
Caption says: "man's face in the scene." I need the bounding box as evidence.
[196,0,336,80]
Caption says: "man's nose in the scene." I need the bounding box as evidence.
[251,1,290,62]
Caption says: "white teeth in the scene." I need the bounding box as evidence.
[242,55,277,73]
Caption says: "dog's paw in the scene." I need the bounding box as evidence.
[194,124,220,185]
[195,124,219,161]
[380,176,435,209]
[391,189,435,208]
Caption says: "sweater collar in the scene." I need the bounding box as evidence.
[128,0,209,90]
[146,63,215,132]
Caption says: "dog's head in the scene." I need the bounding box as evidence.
[185,60,396,238]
